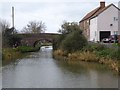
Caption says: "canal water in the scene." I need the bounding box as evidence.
[2,46,118,88]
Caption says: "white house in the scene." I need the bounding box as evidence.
[79,1,120,42]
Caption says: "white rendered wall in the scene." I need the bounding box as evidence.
[98,5,119,36]
[90,17,98,41]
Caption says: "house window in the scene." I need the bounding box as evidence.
[114,31,118,35]
[113,17,118,21]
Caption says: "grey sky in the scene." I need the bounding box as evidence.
[0,0,119,33]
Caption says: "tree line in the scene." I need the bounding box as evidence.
[0,19,46,48]
[1,19,87,51]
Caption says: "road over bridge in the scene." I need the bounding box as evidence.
[18,33,59,46]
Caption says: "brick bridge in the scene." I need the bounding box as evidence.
[19,33,59,46]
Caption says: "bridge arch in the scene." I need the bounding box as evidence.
[33,38,53,47]
[19,33,60,47]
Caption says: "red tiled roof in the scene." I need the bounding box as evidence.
[90,4,112,19]
[80,7,100,22]
[80,4,120,22]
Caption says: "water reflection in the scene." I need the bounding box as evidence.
[2,46,118,88]
[55,60,118,88]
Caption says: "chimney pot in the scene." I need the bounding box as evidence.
[100,1,105,8]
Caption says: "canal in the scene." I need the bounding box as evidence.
[2,46,118,88]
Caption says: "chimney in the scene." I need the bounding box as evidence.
[100,1,105,8]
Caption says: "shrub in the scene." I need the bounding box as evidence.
[9,34,22,47]
[110,46,120,60]
[91,43,106,51]
[82,43,106,52]
[53,49,67,57]
[60,30,87,53]
[96,49,110,57]
[53,21,87,51]
[53,34,66,50]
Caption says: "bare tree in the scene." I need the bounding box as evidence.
[0,19,10,33]
[0,19,17,35]
[0,19,19,47]
[22,21,46,33]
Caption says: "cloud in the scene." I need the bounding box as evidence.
[0,1,119,33]
[0,0,119,3]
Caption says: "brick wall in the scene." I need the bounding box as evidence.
[79,19,90,41]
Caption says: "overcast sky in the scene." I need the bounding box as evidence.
[0,0,119,33]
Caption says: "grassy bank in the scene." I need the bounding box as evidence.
[2,46,40,65]
[16,46,40,53]
[52,21,119,74]
[53,46,119,74]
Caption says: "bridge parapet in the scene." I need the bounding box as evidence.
[19,33,60,46]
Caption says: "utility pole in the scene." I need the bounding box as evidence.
[12,6,14,28]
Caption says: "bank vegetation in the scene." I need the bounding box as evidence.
[1,19,44,65]
[53,21,120,74]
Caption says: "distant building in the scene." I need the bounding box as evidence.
[79,1,120,42]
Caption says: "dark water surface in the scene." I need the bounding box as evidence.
[2,46,118,88]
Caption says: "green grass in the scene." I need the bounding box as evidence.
[2,46,41,65]
[83,43,120,60]
[16,46,40,53]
